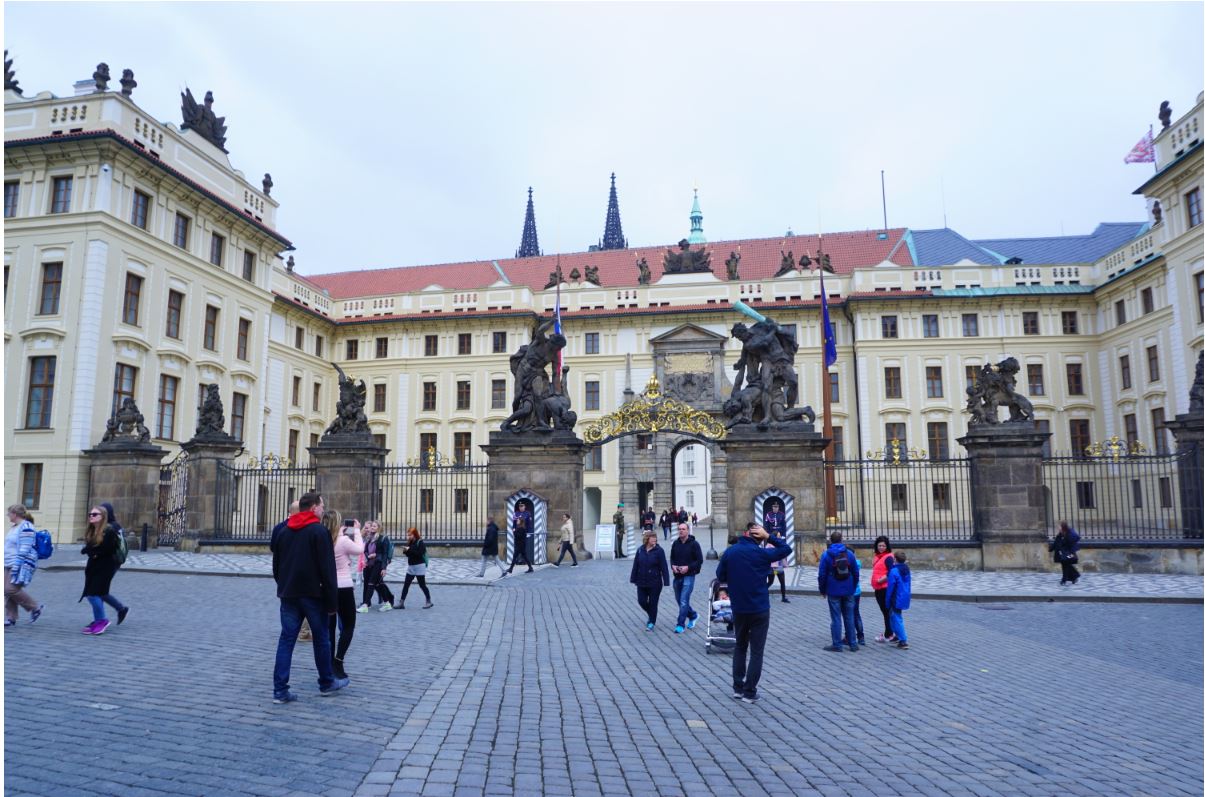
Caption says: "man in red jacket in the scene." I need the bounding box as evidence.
[270,491,347,703]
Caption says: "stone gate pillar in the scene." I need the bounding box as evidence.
[86,437,166,549]
[310,434,389,528]
[482,430,586,563]
[179,437,242,550]
[1164,405,1203,539]
[718,426,830,559]
[958,425,1052,570]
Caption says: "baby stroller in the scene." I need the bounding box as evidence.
[704,578,736,655]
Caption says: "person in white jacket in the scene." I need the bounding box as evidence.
[323,510,364,680]
[553,513,578,567]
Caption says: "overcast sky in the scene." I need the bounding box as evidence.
[6,2,1203,274]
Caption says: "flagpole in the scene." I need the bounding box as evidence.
[818,261,839,525]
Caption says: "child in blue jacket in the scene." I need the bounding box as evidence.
[885,551,912,649]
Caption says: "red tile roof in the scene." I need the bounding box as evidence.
[306,229,912,299]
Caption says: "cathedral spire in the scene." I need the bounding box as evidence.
[599,172,627,250]
[516,187,542,258]
[688,188,706,244]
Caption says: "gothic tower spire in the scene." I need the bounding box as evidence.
[599,172,627,250]
[516,187,541,258]
[688,188,706,244]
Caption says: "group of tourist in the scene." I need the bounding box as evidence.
[656,507,697,541]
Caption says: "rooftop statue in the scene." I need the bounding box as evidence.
[725,251,741,281]
[501,318,573,433]
[325,364,370,436]
[726,315,808,430]
[119,69,136,97]
[662,239,712,275]
[965,357,1034,426]
[1159,100,1172,130]
[93,63,110,92]
[180,88,229,152]
[262,173,273,196]
[775,250,796,277]
[569,267,581,282]
[636,257,651,285]
[584,264,601,286]
[4,51,21,95]
[101,398,151,445]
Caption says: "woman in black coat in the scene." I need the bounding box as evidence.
[630,530,671,631]
[478,517,505,578]
[80,503,128,635]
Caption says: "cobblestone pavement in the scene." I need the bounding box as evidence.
[44,550,1204,601]
[5,562,1203,797]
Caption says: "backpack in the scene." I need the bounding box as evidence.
[378,536,394,567]
[34,529,54,560]
[829,549,853,580]
[113,528,129,566]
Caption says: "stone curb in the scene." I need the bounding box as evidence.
[40,562,503,587]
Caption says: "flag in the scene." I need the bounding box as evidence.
[1124,126,1155,164]
[819,268,837,368]
[553,263,563,387]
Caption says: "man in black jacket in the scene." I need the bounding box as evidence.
[669,522,705,634]
[270,491,347,703]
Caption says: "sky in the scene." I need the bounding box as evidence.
[5,2,1203,275]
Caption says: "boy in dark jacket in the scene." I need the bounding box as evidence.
[818,531,862,652]
[669,522,704,633]
[886,551,912,649]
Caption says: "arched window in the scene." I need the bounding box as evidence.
[685,490,695,508]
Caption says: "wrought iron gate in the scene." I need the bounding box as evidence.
[374,462,488,542]
[156,452,189,547]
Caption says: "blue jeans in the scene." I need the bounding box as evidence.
[86,594,124,621]
[827,595,857,648]
[672,575,698,627]
[844,594,865,645]
[890,609,907,643]
[274,597,335,696]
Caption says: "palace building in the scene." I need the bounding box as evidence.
[5,63,1202,543]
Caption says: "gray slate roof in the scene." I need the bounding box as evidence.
[972,222,1147,265]
[910,229,1001,266]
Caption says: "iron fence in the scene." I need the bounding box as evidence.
[215,461,316,540]
[373,463,488,542]
[1041,448,1200,541]
[156,452,189,547]
[825,457,976,543]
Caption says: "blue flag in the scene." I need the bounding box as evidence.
[820,268,837,368]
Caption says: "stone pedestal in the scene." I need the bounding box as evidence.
[310,437,389,527]
[1164,412,1203,539]
[958,424,1052,570]
[179,437,243,551]
[481,430,586,563]
[86,441,167,548]
[717,424,830,562]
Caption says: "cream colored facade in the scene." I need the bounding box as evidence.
[7,75,1202,543]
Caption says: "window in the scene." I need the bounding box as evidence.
[585,380,600,411]
[294,326,304,350]
[112,363,137,416]
[1187,187,1202,228]
[1197,272,1204,322]
[881,315,898,338]
[209,233,225,267]
[422,381,437,412]
[927,422,949,460]
[346,339,359,360]
[424,335,438,357]
[1022,311,1039,335]
[458,333,472,356]
[890,484,908,511]
[4,181,18,218]
[884,367,902,399]
[291,376,301,407]
[419,432,438,463]
[166,290,184,338]
[585,332,600,354]
[38,262,62,315]
[1159,476,1173,508]
[683,458,696,477]
[1132,479,1144,509]
[1036,419,1052,458]
[922,314,939,338]
[287,429,299,463]
[20,464,42,509]
[1065,363,1083,395]
[925,366,943,398]
[375,337,388,358]
[454,488,469,513]
[492,331,507,353]
[961,313,979,337]
[829,372,839,403]
[237,319,251,360]
[242,250,256,282]
[419,489,434,513]
[1151,408,1168,454]
[309,433,319,450]
[454,432,472,466]
[50,176,72,213]
[131,189,150,229]
[1146,346,1160,382]
[373,384,386,413]
[122,273,143,326]
[1141,287,1154,315]
[1120,355,1132,390]
[636,434,653,451]
[1027,363,1045,396]
[173,213,190,249]
[585,447,603,471]
[835,485,846,512]
[25,356,56,429]
[1061,311,1078,335]
[203,305,219,351]
[885,422,907,458]
[1114,300,1126,326]
[373,434,386,450]
[151,374,178,441]
[1124,413,1139,450]
[932,483,951,512]
[457,380,471,410]
[1075,481,1095,509]
[965,365,980,392]
[229,392,246,441]
[1069,419,1091,457]
[831,426,844,461]
[312,382,321,413]
[314,335,324,358]
[491,379,507,410]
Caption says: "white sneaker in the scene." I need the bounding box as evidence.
[356,604,370,614]
[379,603,393,612]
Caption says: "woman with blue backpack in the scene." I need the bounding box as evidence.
[5,504,44,626]
[80,503,129,635]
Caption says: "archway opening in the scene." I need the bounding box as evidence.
[672,440,713,521]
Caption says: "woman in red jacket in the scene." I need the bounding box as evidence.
[870,535,896,643]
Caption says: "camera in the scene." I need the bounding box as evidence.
[343,518,356,527]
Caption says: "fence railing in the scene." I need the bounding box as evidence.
[214,462,316,540]
[373,463,488,542]
[825,457,976,543]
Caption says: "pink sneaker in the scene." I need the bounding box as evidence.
[91,619,112,635]
[82,621,100,634]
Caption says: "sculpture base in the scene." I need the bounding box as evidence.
[317,432,382,451]
[86,442,168,547]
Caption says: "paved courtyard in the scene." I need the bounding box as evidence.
[5,561,1202,797]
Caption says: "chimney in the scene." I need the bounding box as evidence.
[73,79,94,96]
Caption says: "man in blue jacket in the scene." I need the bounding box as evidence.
[715,522,792,704]
[817,531,861,652]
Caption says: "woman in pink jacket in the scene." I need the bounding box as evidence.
[323,509,364,680]
[871,535,896,643]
